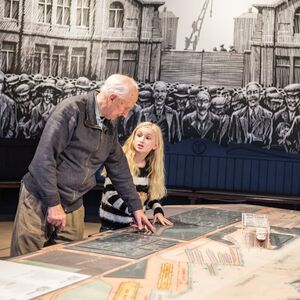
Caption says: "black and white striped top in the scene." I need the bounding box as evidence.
[99,166,164,230]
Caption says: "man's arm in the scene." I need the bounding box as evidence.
[28,101,78,207]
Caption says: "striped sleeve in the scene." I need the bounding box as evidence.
[102,177,130,215]
[145,199,164,216]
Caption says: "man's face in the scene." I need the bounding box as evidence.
[267,98,283,113]
[231,95,245,111]
[195,94,210,116]
[246,84,260,108]
[188,96,197,108]
[105,90,137,120]
[16,93,30,104]
[43,88,54,104]
[177,97,187,111]
[211,104,226,115]
[286,93,300,112]
[153,84,167,109]
[222,91,231,103]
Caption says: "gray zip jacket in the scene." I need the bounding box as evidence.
[23,91,142,213]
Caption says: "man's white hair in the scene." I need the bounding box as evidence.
[101,74,138,98]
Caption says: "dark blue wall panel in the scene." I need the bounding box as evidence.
[165,139,300,196]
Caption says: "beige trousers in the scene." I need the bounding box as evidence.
[10,183,84,257]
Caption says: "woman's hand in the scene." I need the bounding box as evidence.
[152,213,173,226]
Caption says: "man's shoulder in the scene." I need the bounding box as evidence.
[232,106,248,117]
[208,111,220,121]
[258,105,272,117]
[1,93,15,105]
[165,105,177,114]
[273,107,287,119]
[183,111,196,121]
[141,104,154,114]
[57,92,94,110]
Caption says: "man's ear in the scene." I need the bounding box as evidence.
[108,93,118,103]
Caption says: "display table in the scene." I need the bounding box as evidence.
[6,204,300,300]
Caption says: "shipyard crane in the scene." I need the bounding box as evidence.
[184,0,213,51]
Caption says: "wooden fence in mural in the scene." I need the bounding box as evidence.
[160,50,247,88]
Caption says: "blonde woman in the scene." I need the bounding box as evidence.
[99,122,173,231]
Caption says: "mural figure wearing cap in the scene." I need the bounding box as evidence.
[137,83,153,109]
[273,83,300,148]
[263,87,284,114]
[283,115,300,152]
[229,88,246,114]
[62,82,76,100]
[165,85,177,110]
[182,90,221,143]
[210,95,230,144]
[13,83,35,138]
[139,81,181,143]
[27,82,62,138]
[173,83,189,134]
[229,82,272,147]
[277,83,300,152]
[5,74,20,98]
[75,76,91,95]
[55,79,66,104]
[0,71,17,138]
[184,85,200,115]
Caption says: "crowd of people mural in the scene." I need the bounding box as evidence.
[1,70,300,153]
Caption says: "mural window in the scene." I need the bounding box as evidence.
[122,51,137,77]
[38,0,52,24]
[76,0,90,27]
[294,7,300,34]
[105,50,120,78]
[32,44,50,75]
[70,48,86,78]
[294,57,300,83]
[56,0,71,25]
[52,46,68,77]
[109,2,124,28]
[1,41,16,73]
[276,56,290,87]
[4,0,19,20]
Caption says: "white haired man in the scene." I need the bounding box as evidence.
[10,74,155,257]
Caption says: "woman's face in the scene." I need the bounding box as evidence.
[133,127,157,155]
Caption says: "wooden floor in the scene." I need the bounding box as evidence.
[0,221,100,259]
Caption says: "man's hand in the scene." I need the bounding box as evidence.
[47,204,66,231]
[133,210,156,233]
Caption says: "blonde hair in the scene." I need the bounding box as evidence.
[123,122,167,200]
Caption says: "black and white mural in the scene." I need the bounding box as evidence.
[1,0,300,153]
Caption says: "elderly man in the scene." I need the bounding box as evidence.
[229,82,272,147]
[10,74,155,257]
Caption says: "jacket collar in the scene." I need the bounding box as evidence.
[84,91,114,134]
